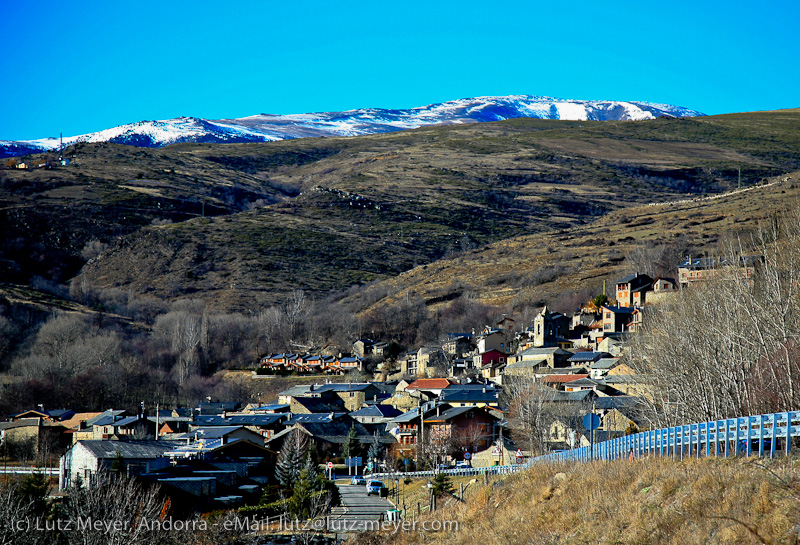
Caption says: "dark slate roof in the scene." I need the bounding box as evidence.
[291,397,346,413]
[297,418,379,443]
[616,274,641,284]
[314,383,374,393]
[591,358,620,370]
[567,351,608,363]
[602,305,636,314]
[390,408,421,423]
[90,415,144,427]
[192,414,285,427]
[349,405,402,418]
[279,385,314,397]
[285,413,346,425]
[439,388,498,403]
[423,406,474,422]
[517,347,572,357]
[77,440,181,459]
[177,426,253,440]
[249,403,291,412]
[678,255,761,270]
[0,418,43,430]
[86,410,128,426]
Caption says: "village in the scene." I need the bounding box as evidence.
[0,256,758,516]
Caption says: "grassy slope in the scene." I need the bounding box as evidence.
[340,170,800,313]
[361,457,800,545]
[3,109,800,311]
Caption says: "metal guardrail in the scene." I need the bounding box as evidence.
[371,411,800,480]
[533,411,800,464]
[0,466,59,475]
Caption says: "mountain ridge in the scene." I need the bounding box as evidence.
[1,95,704,158]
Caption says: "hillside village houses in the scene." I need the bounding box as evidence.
[3,258,751,514]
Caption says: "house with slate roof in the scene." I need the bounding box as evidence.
[438,384,499,407]
[615,273,653,308]
[423,405,501,454]
[601,305,636,334]
[349,404,402,424]
[59,440,181,490]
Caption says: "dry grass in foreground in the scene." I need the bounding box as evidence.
[351,457,800,545]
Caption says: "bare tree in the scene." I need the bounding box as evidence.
[61,474,167,545]
[628,209,800,426]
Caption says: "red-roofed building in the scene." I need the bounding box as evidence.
[405,378,454,396]
[540,374,589,391]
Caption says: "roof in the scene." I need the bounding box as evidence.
[313,383,375,393]
[567,351,608,363]
[192,414,285,427]
[564,378,601,388]
[423,406,474,423]
[602,305,636,314]
[349,405,402,418]
[177,426,256,440]
[590,358,620,370]
[296,419,377,443]
[291,397,346,413]
[438,388,498,403]
[516,347,572,357]
[616,273,651,285]
[541,374,589,384]
[0,418,44,430]
[678,255,762,270]
[405,378,453,391]
[505,359,546,369]
[390,408,422,423]
[86,410,128,426]
[248,403,291,412]
[90,415,145,427]
[76,440,181,459]
[57,412,103,430]
[284,413,346,425]
[278,385,314,397]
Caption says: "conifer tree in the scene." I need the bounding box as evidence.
[342,424,359,459]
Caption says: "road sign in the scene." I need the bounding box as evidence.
[463,452,471,460]
[346,457,363,467]
[327,462,333,469]
[403,458,410,466]
[516,456,523,464]
[583,413,601,431]
[515,449,523,457]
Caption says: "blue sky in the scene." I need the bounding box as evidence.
[1,0,798,141]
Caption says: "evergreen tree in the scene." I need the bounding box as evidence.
[287,468,315,519]
[342,424,359,459]
[431,472,455,497]
[276,429,307,489]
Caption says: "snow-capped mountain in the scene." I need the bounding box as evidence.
[1,95,704,158]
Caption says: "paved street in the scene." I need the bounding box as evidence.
[329,482,395,532]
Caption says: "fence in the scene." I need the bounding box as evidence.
[371,411,800,480]
[538,411,800,464]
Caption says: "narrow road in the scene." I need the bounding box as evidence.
[330,482,395,532]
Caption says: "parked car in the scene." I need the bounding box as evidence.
[351,475,366,485]
[366,480,385,496]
